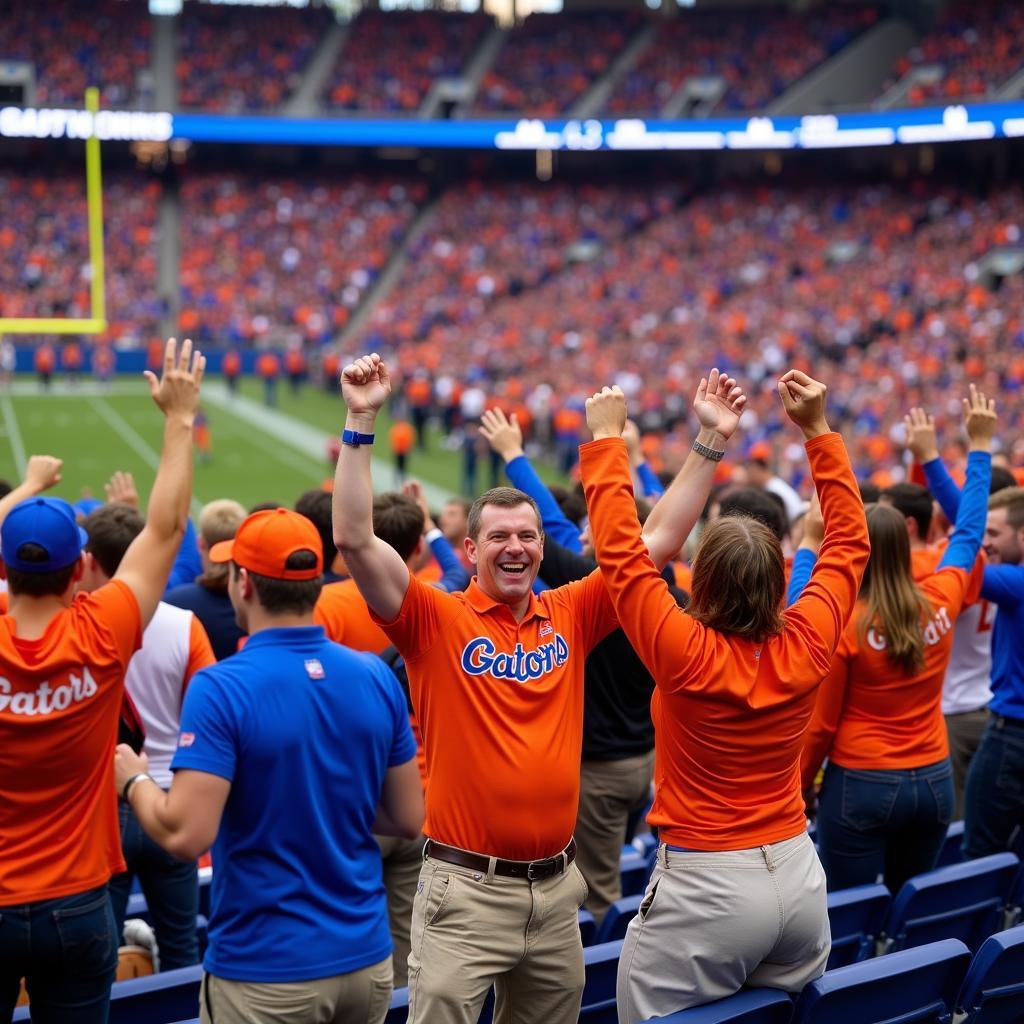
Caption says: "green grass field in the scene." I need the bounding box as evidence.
[0,376,565,513]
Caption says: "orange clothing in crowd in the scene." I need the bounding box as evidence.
[256,352,280,379]
[222,351,241,377]
[802,557,984,784]
[314,578,390,655]
[62,343,83,370]
[580,433,869,852]
[0,581,142,902]
[373,574,616,860]
[285,349,305,376]
[34,346,55,374]
[911,546,943,581]
[390,421,415,456]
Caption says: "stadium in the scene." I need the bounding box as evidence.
[2,0,1024,1022]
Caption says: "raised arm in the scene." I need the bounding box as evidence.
[623,420,664,500]
[332,354,411,621]
[401,479,469,592]
[115,338,205,629]
[786,492,822,607]
[0,456,64,528]
[641,369,747,569]
[480,408,582,552]
[905,406,963,523]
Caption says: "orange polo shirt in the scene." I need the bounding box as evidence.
[580,433,869,851]
[801,557,983,784]
[0,581,142,902]
[314,578,390,655]
[373,573,616,860]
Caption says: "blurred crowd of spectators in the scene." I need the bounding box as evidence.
[887,0,1024,105]
[323,11,488,112]
[0,0,149,107]
[177,4,331,112]
[361,178,1024,482]
[607,5,878,116]
[0,172,161,343]
[474,13,641,115]
[177,172,425,347]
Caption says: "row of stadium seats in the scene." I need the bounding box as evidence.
[6,1,1024,115]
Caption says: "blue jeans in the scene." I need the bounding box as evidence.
[963,714,1024,859]
[0,885,118,1023]
[816,760,953,895]
[107,799,199,970]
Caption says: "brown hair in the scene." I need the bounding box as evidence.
[6,544,78,597]
[231,550,322,615]
[988,486,1024,528]
[467,487,543,541]
[373,493,425,563]
[82,503,144,578]
[688,517,786,643]
[858,503,932,673]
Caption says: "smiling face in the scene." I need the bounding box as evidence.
[984,507,1024,565]
[466,501,543,613]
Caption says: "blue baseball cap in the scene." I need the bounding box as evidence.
[1,497,88,573]
[73,497,104,519]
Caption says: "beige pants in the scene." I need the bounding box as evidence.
[407,853,588,1024]
[617,833,830,1024]
[200,957,392,1024]
[375,833,425,986]
[945,708,989,820]
[575,752,655,923]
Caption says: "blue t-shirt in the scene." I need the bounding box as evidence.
[172,625,416,981]
[981,565,1024,721]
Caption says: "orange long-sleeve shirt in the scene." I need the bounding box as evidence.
[580,432,869,851]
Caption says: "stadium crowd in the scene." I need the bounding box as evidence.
[2,330,1024,1024]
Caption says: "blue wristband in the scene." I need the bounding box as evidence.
[341,429,375,448]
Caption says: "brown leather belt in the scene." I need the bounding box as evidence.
[424,837,577,882]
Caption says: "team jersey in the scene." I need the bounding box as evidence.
[0,580,142,902]
[373,573,617,860]
[314,578,390,655]
[802,558,982,782]
[580,432,869,852]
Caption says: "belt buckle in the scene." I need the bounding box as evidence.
[527,860,543,882]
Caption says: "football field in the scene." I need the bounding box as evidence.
[0,376,565,513]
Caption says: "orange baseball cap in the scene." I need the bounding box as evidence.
[209,508,322,580]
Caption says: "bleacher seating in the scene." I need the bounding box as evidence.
[579,940,622,1023]
[882,854,1021,953]
[955,926,1024,1023]
[640,988,794,1023]
[937,821,966,867]
[793,939,972,1024]
[825,883,891,968]
[579,908,597,947]
[619,850,649,897]
[595,895,643,946]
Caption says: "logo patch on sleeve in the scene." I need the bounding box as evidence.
[305,659,326,680]
[178,732,196,748]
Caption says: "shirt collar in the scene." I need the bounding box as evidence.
[465,577,544,622]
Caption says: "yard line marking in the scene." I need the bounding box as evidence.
[1,396,27,477]
[94,399,203,518]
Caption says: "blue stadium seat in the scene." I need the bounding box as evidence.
[579,908,597,947]
[793,938,972,1024]
[620,850,649,897]
[630,833,658,859]
[385,986,408,1024]
[108,964,203,1024]
[639,988,793,1023]
[955,925,1024,1024]
[1005,864,1024,928]
[595,895,643,945]
[936,821,966,867]
[825,883,890,968]
[882,854,1020,953]
[579,940,623,1023]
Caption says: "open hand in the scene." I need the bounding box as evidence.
[401,478,435,530]
[479,408,524,462]
[586,386,627,441]
[963,384,997,450]
[903,408,939,464]
[104,470,139,509]
[693,368,747,442]
[144,338,204,421]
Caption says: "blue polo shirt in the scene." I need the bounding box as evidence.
[172,625,416,982]
[981,565,1024,722]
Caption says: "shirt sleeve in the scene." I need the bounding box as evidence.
[427,533,471,593]
[783,434,871,678]
[182,615,216,703]
[171,671,238,782]
[786,547,817,607]
[800,637,853,791]
[635,462,665,500]
[981,564,1024,608]
[922,456,963,525]
[78,579,144,672]
[504,454,582,553]
[938,451,990,573]
[370,573,460,661]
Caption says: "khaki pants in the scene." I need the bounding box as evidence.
[407,853,588,1024]
[200,957,392,1024]
[575,752,655,924]
[375,833,425,986]
[945,708,989,820]
[617,833,829,1024]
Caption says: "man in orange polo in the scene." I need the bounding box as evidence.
[333,352,618,1024]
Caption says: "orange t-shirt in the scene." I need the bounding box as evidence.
[911,546,943,581]
[802,558,983,782]
[314,578,390,655]
[222,352,241,377]
[0,580,142,902]
[34,347,55,374]
[390,422,415,456]
[373,574,616,859]
[256,352,280,379]
[580,433,869,851]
